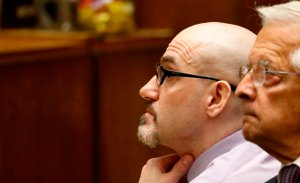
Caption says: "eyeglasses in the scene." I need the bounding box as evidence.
[239,60,300,87]
[156,65,236,91]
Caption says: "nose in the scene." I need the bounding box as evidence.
[139,76,159,101]
[235,73,256,101]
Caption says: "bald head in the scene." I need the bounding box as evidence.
[139,22,256,152]
[165,22,256,85]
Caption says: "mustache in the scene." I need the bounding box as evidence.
[139,115,147,125]
[145,101,155,115]
[139,102,157,125]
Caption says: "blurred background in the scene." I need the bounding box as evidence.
[0,0,284,183]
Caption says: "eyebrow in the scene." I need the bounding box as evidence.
[160,55,176,65]
[258,60,270,66]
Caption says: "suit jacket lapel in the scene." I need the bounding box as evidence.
[265,176,278,183]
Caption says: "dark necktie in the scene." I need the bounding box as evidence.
[279,164,300,183]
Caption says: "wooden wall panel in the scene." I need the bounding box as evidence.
[134,0,286,34]
[134,0,236,33]
[0,57,94,183]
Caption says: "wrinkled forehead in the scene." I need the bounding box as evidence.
[162,38,198,66]
[161,27,217,66]
[261,23,300,47]
[250,23,300,69]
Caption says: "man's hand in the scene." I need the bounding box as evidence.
[138,154,194,183]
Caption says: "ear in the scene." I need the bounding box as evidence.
[206,81,232,117]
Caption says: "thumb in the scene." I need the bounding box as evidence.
[168,154,194,181]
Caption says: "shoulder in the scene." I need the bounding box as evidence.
[223,143,280,183]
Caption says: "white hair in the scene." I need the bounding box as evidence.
[290,48,300,72]
[257,1,300,26]
[257,1,300,70]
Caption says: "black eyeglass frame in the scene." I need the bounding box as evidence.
[156,65,236,92]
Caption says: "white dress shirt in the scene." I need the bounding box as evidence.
[187,130,280,183]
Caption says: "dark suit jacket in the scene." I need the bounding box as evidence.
[265,176,277,183]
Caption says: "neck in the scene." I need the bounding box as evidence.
[257,137,300,164]
[173,124,241,158]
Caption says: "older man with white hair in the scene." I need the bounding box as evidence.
[236,1,300,183]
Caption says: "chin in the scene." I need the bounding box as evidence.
[243,125,268,148]
[137,124,159,148]
[242,124,257,142]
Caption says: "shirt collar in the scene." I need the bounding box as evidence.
[294,156,300,167]
[282,156,300,168]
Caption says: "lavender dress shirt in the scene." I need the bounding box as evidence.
[187,130,280,183]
